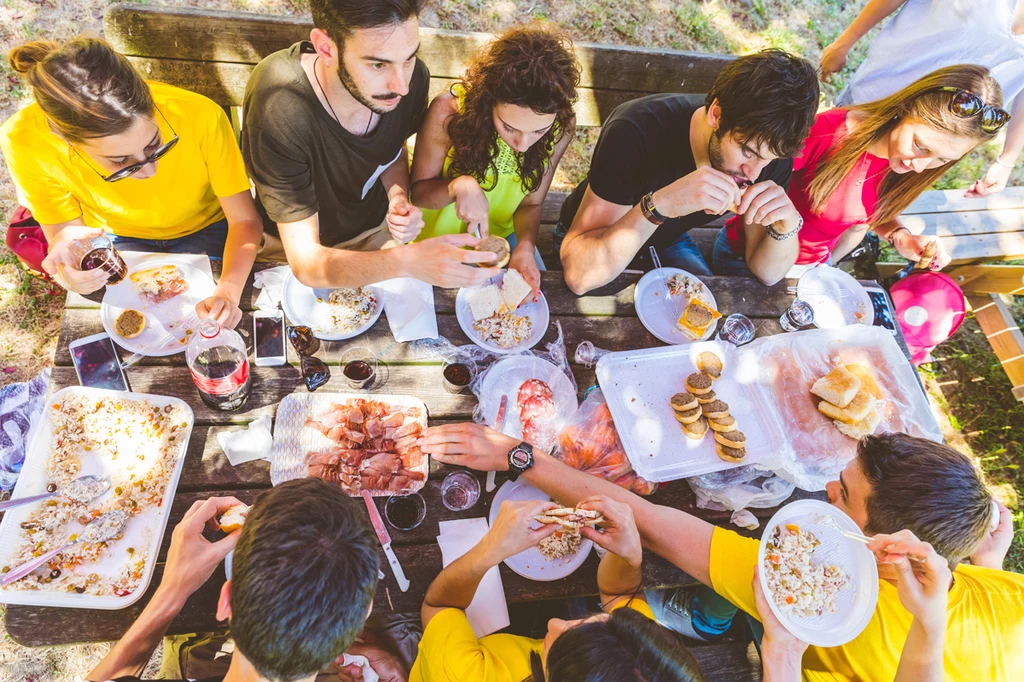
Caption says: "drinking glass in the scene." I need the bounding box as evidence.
[384,489,426,530]
[440,471,481,512]
[780,299,815,332]
[718,313,756,346]
[68,233,127,285]
[339,346,378,390]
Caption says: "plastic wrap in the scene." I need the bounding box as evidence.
[687,466,794,511]
[553,389,658,496]
[470,323,578,453]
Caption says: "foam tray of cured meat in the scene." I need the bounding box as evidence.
[270,393,428,496]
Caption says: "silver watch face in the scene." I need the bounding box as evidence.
[510,446,531,468]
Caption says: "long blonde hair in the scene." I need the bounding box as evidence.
[808,65,1002,226]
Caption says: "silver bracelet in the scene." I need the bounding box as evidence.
[995,156,1016,169]
[766,217,802,242]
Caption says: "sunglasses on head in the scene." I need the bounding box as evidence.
[935,87,1011,133]
[287,326,330,392]
[73,107,179,183]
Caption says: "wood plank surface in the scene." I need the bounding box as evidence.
[966,294,1024,402]
[105,5,731,93]
[691,642,763,682]
[904,187,1024,215]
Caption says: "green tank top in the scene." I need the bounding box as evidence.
[417,87,531,241]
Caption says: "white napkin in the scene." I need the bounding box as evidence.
[253,265,292,311]
[216,416,273,466]
[436,518,510,637]
[377,277,438,342]
[120,252,214,280]
[339,654,380,682]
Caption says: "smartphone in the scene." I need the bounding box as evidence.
[69,332,130,391]
[863,285,899,335]
[253,311,286,367]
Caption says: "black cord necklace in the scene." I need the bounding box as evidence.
[313,55,374,136]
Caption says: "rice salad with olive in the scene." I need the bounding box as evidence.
[763,523,850,618]
[3,394,189,597]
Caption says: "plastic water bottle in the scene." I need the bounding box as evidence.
[186,318,252,411]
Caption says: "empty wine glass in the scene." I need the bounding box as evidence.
[440,471,481,511]
[718,314,756,346]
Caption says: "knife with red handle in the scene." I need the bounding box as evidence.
[361,490,410,592]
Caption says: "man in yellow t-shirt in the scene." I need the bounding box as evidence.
[1,37,261,328]
[418,426,1024,682]
[411,495,708,682]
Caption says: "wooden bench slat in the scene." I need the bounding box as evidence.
[939,230,1024,264]
[105,5,730,94]
[691,642,764,682]
[966,294,1024,401]
[948,264,1024,296]
[904,187,1024,215]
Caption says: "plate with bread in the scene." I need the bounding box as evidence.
[100,259,215,356]
[634,268,720,344]
[456,269,549,353]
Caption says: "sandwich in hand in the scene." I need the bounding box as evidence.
[476,235,511,269]
[677,299,722,340]
[218,503,250,533]
[534,506,605,529]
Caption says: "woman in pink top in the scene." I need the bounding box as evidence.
[713,64,1008,284]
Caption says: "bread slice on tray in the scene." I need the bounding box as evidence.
[810,366,862,407]
[835,406,882,440]
[818,390,875,424]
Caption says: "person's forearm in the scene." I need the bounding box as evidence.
[410,176,457,210]
[561,205,657,295]
[87,586,186,681]
[421,540,497,623]
[832,225,870,262]
[40,217,87,245]
[523,451,715,585]
[745,226,801,285]
[998,97,1024,166]
[597,550,642,604]
[380,147,412,198]
[761,639,806,682]
[833,0,907,50]
[216,219,261,303]
[512,203,541,252]
[292,243,409,288]
[894,619,945,682]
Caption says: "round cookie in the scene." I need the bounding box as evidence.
[713,430,746,448]
[697,351,723,379]
[682,417,708,440]
[116,309,146,339]
[673,406,703,425]
[696,390,718,405]
[685,372,714,396]
[702,400,730,420]
[670,392,699,412]
[475,235,511,268]
[716,442,747,463]
[707,415,738,433]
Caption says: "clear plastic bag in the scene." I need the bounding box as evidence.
[468,323,578,453]
[553,389,658,496]
[687,465,794,512]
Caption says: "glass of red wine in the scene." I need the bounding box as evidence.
[441,361,472,394]
[70,233,127,285]
[384,489,426,530]
[340,346,378,390]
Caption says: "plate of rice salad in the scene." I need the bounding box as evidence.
[758,499,878,647]
[0,387,193,609]
[488,479,592,581]
[282,271,383,341]
[455,272,549,354]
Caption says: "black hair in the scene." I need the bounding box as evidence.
[704,48,819,158]
[857,433,992,568]
[229,478,379,682]
[528,607,707,682]
[309,0,424,48]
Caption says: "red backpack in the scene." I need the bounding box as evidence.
[5,205,52,282]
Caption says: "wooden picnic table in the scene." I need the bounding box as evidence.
[4,264,915,648]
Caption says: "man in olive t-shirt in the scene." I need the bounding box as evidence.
[241,1,499,289]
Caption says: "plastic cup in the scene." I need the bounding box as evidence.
[384,489,426,530]
[440,471,481,511]
[718,313,756,346]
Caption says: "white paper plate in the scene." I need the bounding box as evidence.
[758,500,878,647]
[477,355,578,449]
[0,387,193,609]
[489,479,592,581]
[455,272,549,354]
[595,341,784,482]
[269,392,428,496]
[281,272,384,341]
[100,260,215,357]
[634,268,719,345]
[797,267,874,329]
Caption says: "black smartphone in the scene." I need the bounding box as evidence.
[865,287,899,335]
[69,332,130,391]
[253,311,286,367]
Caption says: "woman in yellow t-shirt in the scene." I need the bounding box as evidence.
[0,37,262,328]
[409,26,580,296]
[411,494,706,682]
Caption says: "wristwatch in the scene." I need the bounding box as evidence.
[506,442,534,481]
[640,192,668,226]
[766,216,803,242]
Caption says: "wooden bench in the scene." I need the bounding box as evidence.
[100,4,762,678]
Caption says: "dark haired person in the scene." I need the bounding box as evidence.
[714,65,1006,284]
[556,50,819,295]
[86,479,380,682]
[243,0,500,289]
[0,37,261,329]
[410,495,707,682]
[410,25,580,295]
[418,426,1024,681]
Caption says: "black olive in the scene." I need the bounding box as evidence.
[75,586,86,593]
[50,568,61,579]
[46,483,57,493]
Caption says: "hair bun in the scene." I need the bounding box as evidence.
[8,40,61,75]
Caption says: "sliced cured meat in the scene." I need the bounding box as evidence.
[522,417,557,449]
[364,418,384,439]
[518,379,554,405]
[381,412,405,429]
[520,394,555,422]
[394,421,422,439]
[398,468,426,481]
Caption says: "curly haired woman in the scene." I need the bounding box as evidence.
[410,25,580,294]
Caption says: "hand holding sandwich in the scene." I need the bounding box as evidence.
[577,496,643,569]
[482,500,560,564]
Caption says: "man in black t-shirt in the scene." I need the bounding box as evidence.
[86,480,384,682]
[557,50,820,295]
[242,0,500,290]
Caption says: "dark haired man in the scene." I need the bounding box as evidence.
[86,479,381,682]
[242,0,500,289]
[418,425,1024,682]
[557,49,819,294]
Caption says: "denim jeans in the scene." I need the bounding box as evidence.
[108,218,230,260]
[711,227,755,277]
[506,231,547,271]
[552,219,712,276]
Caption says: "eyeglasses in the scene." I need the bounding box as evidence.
[935,87,1011,133]
[72,107,179,183]
[287,325,330,392]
